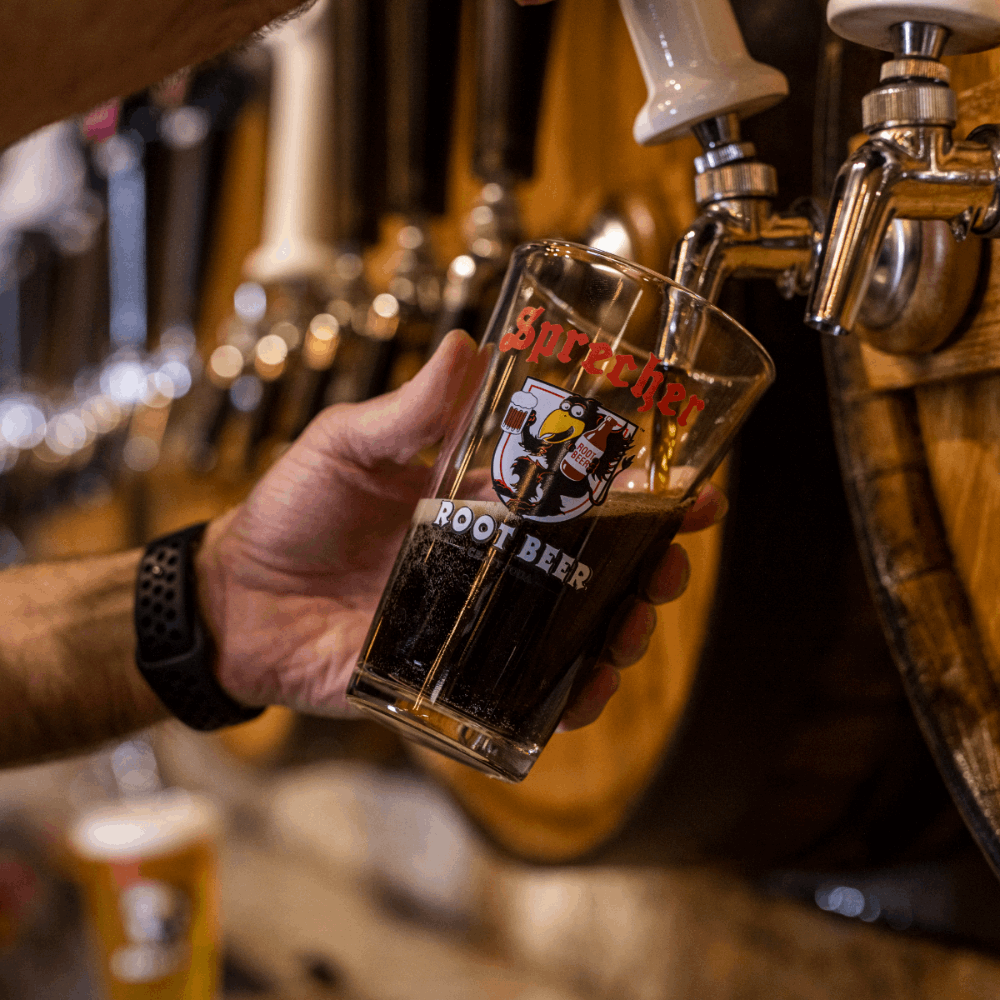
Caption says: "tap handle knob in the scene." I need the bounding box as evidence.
[828,0,1000,55]
[246,0,337,285]
[618,0,788,145]
[472,0,556,184]
[385,0,462,217]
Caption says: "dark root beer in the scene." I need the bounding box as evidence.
[349,491,687,781]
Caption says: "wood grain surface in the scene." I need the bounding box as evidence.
[823,43,1000,875]
[915,53,1000,689]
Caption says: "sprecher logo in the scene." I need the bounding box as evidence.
[492,378,637,523]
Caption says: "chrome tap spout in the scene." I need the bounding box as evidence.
[667,112,823,306]
[805,141,901,337]
[805,125,1000,336]
[670,196,822,305]
[669,211,731,303]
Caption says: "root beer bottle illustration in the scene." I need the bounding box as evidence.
[560,414,619,482]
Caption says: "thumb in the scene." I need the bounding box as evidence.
[326,329,484,468]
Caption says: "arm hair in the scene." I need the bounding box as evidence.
[0,550,169,766]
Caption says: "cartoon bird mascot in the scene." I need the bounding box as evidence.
[496,393,633,518]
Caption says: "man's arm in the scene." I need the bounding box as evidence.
[0,549,168,765]
[0,0,311,150]
[0,333,720,768]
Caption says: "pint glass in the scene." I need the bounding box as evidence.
[348,240,774,782]
[68,791,221,1000]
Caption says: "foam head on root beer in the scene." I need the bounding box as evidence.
[492,377,637,522]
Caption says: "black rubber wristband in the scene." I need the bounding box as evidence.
[135,523,264,731]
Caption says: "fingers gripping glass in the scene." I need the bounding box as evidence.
[348,241,774,782]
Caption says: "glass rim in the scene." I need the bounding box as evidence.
[513,238,776,382]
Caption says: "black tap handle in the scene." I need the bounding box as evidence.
[384,0,462,217]
[15,226,108,387]
[331,0,388,246]
[16,231,58,382]
[44,221,109,384]
[153,62,253,343]
[148,106,213,343]
[472,0,555,184]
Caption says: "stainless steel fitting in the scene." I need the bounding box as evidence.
[804,19,1000,343]
[670,113,823,304]
[694,161,779,205]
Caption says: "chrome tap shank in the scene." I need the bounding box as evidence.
[804,17,1000,339]
[665,111,824,303]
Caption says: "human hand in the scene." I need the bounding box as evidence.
[196,330,726,729]
[555,481,726,731]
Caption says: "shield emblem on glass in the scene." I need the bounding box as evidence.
[492,377,638,523]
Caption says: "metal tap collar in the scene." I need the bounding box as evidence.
[694,141,757,174]
[862,80,956,130]
[694,161,778,206]
[879,58,950,84]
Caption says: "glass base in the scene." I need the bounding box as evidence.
[346,668,541,783]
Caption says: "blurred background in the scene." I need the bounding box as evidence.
[5,0,1000,996]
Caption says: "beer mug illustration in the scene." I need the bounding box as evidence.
[500,390,538,434]
[348,241,774,782]
[69,791,221,1000]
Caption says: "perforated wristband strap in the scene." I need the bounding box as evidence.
[135,523,264,731]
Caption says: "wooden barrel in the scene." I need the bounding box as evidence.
[821,48,1000,875]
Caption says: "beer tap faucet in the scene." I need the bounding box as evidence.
[670,112,825,304]
[363,0,462,397]
[180,0,337,472]
[617,0,829,306]
[430,0,555,350]
[182,0,388,470]
[619,0,985,349]
[804,0,1000,345]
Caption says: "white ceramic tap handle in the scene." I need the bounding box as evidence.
[244,0,338,285]
[618,0,788,146]
[828,0,1000,54]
